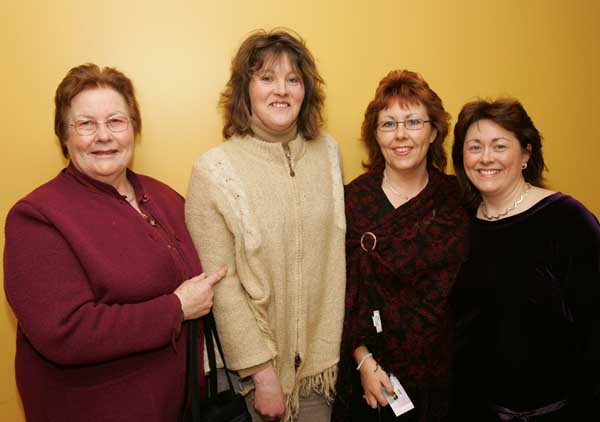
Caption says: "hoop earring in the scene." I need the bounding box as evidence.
[521,162,528,170]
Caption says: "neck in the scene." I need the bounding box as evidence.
[250,116,297,143]
[70,160,130,194]
[481,179,528,213]
[110,174,132,198]
[480,179,531,220]
[383,165,429,199]
[384,165,428,189]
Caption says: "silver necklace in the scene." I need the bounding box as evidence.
[480,183,531,220]
[382,170,429,201]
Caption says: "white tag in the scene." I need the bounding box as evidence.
[382,373,415,417]
[372,310,382,333]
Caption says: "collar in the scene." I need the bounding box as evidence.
[250,116,298,144]
[237,132,307,164]
[64,161,145,202]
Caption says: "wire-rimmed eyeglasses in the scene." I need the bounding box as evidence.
[69,116,134,136]
[377,118,431,132]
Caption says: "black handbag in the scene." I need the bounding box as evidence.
[180,312,252,422]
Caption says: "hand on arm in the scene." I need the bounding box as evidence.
[173,265,227,320]
[185,162,275,370]
[354,345,394,409]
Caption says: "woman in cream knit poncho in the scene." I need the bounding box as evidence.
[185,29,346,422]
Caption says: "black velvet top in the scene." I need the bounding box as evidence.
[450,193,600,420]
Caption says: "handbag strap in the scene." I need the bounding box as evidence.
[204,311,236,394]
[179,312,238,421]
[179,319,201,422]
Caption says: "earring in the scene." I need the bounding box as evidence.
[521,162,528,170]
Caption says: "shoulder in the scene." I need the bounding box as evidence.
[191,138,250,177]
[346,170,378,192]
[547,193,599,228]
[193,143,230,170]
[306,132,340,153]
[432,171,460,193]
[8,170,72,217]
[344,170,381,211]
[524,193,600,246]
[135,173,183,203]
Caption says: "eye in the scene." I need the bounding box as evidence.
[76,119,95,130]
[108,116,126,124]
[494,144,508,151]
[466,144,481,152]
[288,75,301,85]
[405,118,422,128]
[258,74,273,82]
[107,116,128,131]
[380,121,397,129]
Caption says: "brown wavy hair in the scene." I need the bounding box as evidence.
[361,69,450,171]
[452,98,547,207]
[219,28,325,140]
[54,63,141,158]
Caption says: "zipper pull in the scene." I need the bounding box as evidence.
[282,143,295,177]
[294,353,302,371]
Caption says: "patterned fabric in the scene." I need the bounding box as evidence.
[332,167,470,422]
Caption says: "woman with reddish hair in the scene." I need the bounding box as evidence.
[332,70,469,421]
[3,63,225,421]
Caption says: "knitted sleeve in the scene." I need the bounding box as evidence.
[3,202,184,366]
[185,152,275,372]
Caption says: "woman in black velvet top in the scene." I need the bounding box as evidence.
[450,98,600,420]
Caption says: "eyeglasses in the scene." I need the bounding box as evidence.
[377,118,431,132]
[69,116,133,136]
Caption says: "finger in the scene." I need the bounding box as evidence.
[366,393,378,409]
[381,375,394,394]
[206,265,228,285]
[375,390,389,407]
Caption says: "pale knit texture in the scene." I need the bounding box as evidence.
[185,132,346,421]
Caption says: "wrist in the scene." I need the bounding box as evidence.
[356,352,373,370]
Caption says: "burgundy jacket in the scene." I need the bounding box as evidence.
[4,163,206,421]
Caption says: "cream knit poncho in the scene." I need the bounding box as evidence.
[185,132,346,421]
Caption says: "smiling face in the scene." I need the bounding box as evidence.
[463,119,530,200]
[248,53,305,135]
[376,101,437,175]
[65,87,134,187]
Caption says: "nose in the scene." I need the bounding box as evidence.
[394,122,408,139]
[274,78,287,95]
[480,146,493,163]
[95,121,111,141]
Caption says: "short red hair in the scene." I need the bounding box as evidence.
[54,63,141,158]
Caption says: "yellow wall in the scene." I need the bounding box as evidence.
[1,0,599,419]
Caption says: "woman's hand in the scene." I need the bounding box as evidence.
[173,265,227,320]
[354,347,394,409]
[252,365,285,420]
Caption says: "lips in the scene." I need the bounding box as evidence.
[270,102,290,108]
[91,150,118,156]
[477,169,500,177]
[391,146,412,156]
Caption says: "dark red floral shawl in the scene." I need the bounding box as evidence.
[332,168,470,422]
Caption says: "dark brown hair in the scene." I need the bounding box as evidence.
[54,63,141,158]
[361,69,450,171]
[452,98,546,207]
[219,28,325,140]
